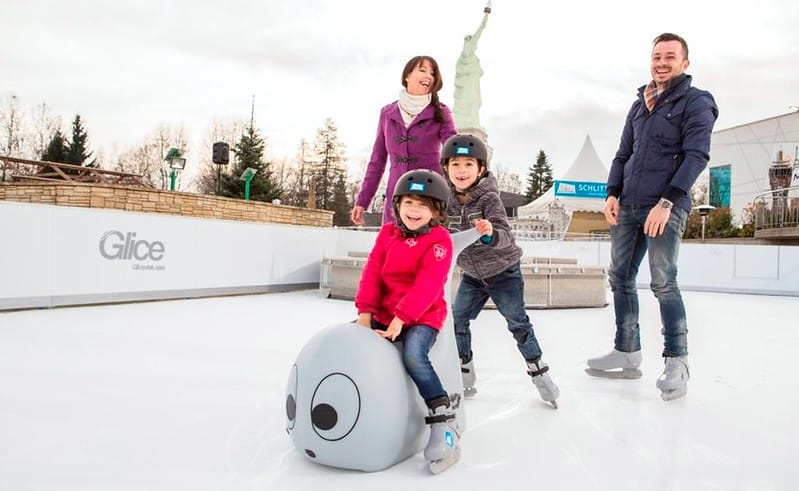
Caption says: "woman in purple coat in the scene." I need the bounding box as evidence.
[351,55,457,225]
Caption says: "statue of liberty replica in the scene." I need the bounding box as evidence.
[453,1,491,144]
[452,0,494,160]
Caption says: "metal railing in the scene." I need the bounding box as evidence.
[752,186,799,232]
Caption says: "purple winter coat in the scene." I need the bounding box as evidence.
[356,101,457,224]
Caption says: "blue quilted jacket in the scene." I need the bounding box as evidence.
[607,74,718,212]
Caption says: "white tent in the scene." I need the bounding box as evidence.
[518,135,609,217]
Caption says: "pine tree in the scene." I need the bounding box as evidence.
[525,150,553,201]
[65,114,95,167]
[41,129,68,163]
[219,124,282,202]
[331,173,352,226]
[311,118,347,211]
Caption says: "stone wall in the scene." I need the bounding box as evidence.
[0,182,333,227]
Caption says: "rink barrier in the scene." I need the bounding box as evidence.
[0,283,316,311]
[320,253,607,309]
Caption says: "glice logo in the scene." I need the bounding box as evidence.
[99,230,165,261]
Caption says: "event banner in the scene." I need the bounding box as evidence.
[553,180,606,199]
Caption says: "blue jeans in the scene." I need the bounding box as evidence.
[370,320,446,402]
[608,204,689,357]
[452,261,542,363]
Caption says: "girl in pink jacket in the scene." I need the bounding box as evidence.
[355,169,460,472]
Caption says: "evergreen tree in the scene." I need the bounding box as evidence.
[311,118,347,211]
[331,173,352,226]
[219,124,282,202]
[41,129,68,163]
[525,150,553,201]
[65,114,95,167]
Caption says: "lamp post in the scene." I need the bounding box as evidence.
[165,148,186,191]
[240,167,257,201]
[695,204,716,242]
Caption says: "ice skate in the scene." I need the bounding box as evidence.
[461,358,477,398]
[656,355,689,401]
[527,358,560,409]
[423,395,461,474]
[585,349,643,379]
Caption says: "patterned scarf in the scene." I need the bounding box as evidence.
[398,89,431,127]
[643,80,660,112]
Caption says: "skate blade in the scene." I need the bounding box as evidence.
[463,387,477,399]
[585,367,642,379]
[660,386,687,401]
[429,446,461,474]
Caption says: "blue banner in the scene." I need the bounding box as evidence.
[553,180,607,199]
[709,165,731,208]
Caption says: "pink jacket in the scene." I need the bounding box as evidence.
[356,102,457,223]
[355,223,453,330]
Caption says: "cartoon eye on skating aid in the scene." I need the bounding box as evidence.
[285,365,297,432]
[309,373,360,441]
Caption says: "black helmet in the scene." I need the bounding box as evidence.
[392,169,449,205]
[391,170,449,234]
[440,133,488,171]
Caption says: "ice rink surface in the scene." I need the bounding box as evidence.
[1,289,797,490]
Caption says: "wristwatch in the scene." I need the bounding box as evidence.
[658,198,673,210]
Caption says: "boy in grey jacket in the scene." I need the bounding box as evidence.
[441,134,559,408]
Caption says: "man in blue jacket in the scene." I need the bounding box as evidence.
[586,33,718,401]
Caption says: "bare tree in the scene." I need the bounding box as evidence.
[270,157,293,197]
[691,173,709,206]
[0,95,24,158]
[28,102,62,160]
[493,162,522,194]
[280,138,316,207]
[115,124,188,189]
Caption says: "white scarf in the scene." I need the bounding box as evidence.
[398,89,431,127]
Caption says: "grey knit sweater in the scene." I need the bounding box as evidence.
[445,172,522,280]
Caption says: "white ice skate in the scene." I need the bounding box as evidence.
[527,359,560,409]
[585,349,643,379]
[656,355,689,401]
[461,359,477,398]
[424,396,461,474]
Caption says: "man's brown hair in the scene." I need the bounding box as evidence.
[652,32,689,60]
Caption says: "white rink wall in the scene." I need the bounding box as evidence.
[1,201,797,310]
[511,238,799,296]
[0,201,337,310]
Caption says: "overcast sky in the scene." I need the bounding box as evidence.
[2,0,798,184]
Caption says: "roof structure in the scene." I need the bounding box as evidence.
[518,135,609,217]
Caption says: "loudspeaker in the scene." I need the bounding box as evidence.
[212,142,230,165]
